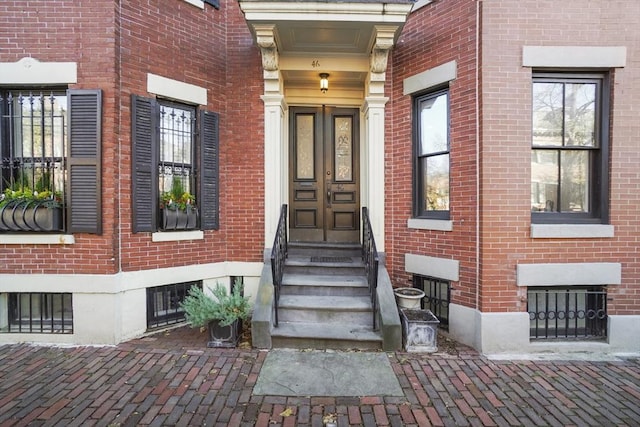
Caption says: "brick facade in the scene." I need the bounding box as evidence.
[0,0,265,275]
[479,0,640,314]
[1,0,637,349]
[388,0,480,309]
[385,0,640,319]
[0,1,120,274]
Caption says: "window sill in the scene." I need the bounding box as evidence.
[181,0,205,9]
[530,224,614,239]
[0,234,75,245]
[152,230,204,242]
[411,0,433,12]
[407,218,453,232]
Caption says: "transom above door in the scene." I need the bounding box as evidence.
[289,106,360,243]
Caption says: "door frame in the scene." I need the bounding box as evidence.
[288,105,361,243]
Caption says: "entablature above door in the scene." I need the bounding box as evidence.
[240,0,413,94]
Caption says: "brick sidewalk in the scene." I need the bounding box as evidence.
[0,326,638,426]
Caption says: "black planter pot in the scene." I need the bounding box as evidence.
[161,207,198,230]
[0,201,63,232]
[207,318,242,348]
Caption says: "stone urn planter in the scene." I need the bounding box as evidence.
[400,308,440,353]
[394,287,425,309]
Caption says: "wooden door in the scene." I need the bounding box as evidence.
[289,106,360,243]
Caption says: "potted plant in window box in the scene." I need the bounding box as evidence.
[0,188,63,232]
[180,280,252,348]
[160,177,197,230]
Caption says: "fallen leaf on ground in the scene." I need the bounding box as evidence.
[279,407,293,417]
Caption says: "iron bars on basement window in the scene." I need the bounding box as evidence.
[527,286,607,340]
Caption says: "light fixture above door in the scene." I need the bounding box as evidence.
[319,73,329,93]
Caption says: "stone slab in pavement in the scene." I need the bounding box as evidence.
[253,349,403,396]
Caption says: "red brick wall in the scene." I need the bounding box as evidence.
[118,0,264,271]
[479,0,640,314]
[387,0,480,309]
[222,0,265,262]
[0,0,120,275]
[1,0,266,275]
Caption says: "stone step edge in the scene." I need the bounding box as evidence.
[278,295,373,310]
[271,321,382,342]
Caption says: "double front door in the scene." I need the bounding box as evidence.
[289,106,360,243]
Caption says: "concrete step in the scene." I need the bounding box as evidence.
[280,273,369,296]
[268,242,381,351]
[270,321,382,350]
[277,295,374,324]
[285,256,365,276]
[288,242,361,258]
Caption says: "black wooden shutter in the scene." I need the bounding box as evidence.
[131,95,158,233]
[67,89,102,234]
[200,110,219,230]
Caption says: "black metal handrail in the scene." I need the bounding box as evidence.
[271,204,288,327]
[362,207,379,331]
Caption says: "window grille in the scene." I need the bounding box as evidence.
[158,102,196,230]
[3,293,73,333]
[527,287,607,340]
[413,275,450,328]
[0,91,67,232]
[146,281,202,330]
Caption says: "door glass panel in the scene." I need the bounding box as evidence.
[335,117,352,182]
[296,115,314,179]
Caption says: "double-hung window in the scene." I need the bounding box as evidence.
[131,95,219,233]
[0,89,102,234]
[413,88,450,219]
[531,73,609,223]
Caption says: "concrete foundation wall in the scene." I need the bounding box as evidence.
[449,303,640,356]
[0,261,262,346]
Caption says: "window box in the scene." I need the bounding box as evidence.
[161,207,197,231]
[0,202,63,232]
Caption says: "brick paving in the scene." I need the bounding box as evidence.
[0,326,638,426]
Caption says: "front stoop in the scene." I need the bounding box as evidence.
[252,243,402,351]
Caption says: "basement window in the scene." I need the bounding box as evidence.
[412,275,450,329]
[1,292,73,333]
[146,281,202,330]
[527,286,607,340]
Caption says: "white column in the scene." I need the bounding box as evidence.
[361,25,396,251]
[262,93,286,247]
[363,96,388,251]
[254,24,287,249]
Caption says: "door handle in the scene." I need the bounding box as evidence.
[327,189,331,203]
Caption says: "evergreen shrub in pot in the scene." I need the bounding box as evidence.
[180,280,251,348]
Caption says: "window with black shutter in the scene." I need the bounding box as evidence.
[0,89,102,234]
[131,94,219,233]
